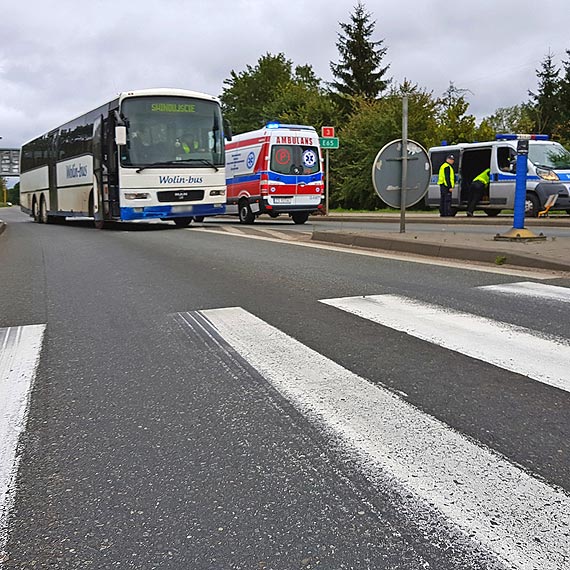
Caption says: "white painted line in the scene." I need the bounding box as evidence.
[200,307,569,570]
[320,294,570,394]
[0,325,46,555]
[190,227,562,280]
[478,281,570,303]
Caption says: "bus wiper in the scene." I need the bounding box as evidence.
[175,158,220,171]
[136,159,219,173]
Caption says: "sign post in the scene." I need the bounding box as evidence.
[319,127,339,215]
[400,96,409,233]
[494,134,546,242]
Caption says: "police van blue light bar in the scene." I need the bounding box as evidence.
[495,133,549,141]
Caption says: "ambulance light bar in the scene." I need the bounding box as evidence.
[495,133,549,141]
[265,122,316,131]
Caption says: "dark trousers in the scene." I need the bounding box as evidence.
[467,181,486,214]
[439,185,452,216]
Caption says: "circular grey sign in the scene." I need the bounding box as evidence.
[371,139,431,208]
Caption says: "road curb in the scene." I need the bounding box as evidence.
[311,230,570,273]
[317,215,570,227]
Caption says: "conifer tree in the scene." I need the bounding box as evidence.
[329,2,390,110]
[528,51,560,135]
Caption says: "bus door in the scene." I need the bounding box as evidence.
[104,113,121,218]
[48,131,58,213]
[92,116,104,219]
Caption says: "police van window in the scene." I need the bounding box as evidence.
[270,145,320,175]
[430,151,454,175]
[498,147,516,172]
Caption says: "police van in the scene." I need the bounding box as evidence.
[426,136,570,216]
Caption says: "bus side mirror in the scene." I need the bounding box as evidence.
[223,119,233,141]
[115,126,127,146]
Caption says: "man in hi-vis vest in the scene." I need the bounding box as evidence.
[438,154,455,217]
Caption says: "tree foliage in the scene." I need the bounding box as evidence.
[331,82,439,210]
[329,1,390,112]
[220,53,331,134]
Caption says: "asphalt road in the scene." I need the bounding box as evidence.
[1,208,569,569]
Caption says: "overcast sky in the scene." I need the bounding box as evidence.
[1,0,570,153]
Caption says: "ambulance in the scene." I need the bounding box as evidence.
[426,135,570,216]
[225,123,324,224]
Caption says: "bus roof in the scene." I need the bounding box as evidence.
[118,88,220,104]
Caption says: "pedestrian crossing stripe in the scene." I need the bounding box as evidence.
[183,307,569,570]
[477,281,570,303]
[320,294,570,394]
[0,324,46,553]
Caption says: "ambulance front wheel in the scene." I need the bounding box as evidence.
[291,212,310,224]
[239,201,255,224]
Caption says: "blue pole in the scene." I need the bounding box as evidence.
[512,148,528,230]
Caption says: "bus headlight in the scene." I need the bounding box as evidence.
[124,192,150,200]
[209,189,226,196]
[536,167,559,181]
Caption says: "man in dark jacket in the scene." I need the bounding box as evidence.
[438,154,455,216]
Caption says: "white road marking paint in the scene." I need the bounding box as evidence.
[190,227,562,279]
[200,307,569,570]
[320,294,570,394]
[478,281,570,303]
[0,325,46,556]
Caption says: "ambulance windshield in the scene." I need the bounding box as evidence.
[270,145,320,175]
[529,142,570,169]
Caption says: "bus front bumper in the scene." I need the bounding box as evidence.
[120,203,226,221]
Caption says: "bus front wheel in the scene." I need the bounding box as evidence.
[174,218,193,227]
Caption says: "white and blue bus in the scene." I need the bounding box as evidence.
[20,88,230,227]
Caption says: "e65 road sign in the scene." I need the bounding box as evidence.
[319,137,339,149]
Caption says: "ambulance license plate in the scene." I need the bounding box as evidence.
[274,197,292,204]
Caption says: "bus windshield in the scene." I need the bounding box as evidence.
[120,96,225,168]
[270,145,320,175]
[529,142,570,169]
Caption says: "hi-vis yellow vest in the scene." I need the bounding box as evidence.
[473,168,490,186]
[438,162,455,187]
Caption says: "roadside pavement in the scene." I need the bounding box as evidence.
[312,213,570,273]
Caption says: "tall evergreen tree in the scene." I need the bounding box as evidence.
[556,49,570,145]
[329,2,390,110]
[528,51,560,135]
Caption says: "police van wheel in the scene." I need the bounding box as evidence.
[239,201,255,224]
[291,212,309,224]
[525,193,540,217]
[174,217,193,227]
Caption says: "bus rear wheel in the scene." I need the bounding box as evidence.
[174,217,193,227]
[239,201,255,224]
[39,198,48,224]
